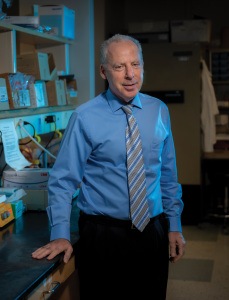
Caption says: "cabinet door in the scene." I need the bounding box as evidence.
[26,255,76,300]
[49,269,80,300]
[141,43,201,185]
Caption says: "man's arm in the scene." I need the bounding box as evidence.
[32,112,92,263]
[160,105,185,263]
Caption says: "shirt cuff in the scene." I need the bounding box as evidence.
[167,216,182,232]
[50,224,71,242]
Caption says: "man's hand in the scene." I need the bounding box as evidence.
[31,238,73,264]
[168,231,186,263]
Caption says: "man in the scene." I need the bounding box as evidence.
[32,34,185,300]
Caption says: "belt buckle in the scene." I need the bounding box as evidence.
[131,223,136,230]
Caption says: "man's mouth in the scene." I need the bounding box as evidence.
[123,83,137,90]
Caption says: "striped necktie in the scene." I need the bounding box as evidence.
[122,104,150,232]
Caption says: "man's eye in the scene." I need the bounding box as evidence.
[114,65,123,70]
[133,63,141,68]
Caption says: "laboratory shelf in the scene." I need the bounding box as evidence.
[0,104,77,120]
[0,21,74,45]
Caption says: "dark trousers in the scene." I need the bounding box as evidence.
[77,212,169,300]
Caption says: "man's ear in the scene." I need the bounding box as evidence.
[100,64,107,80]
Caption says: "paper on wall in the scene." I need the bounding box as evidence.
[0,119,31,170]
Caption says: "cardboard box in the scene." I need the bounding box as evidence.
[20,189,48,211]
[38,5,75,40]
[171,20,211,43]
[29,81,48,108]
[11,200,23,219]
[0,73,14,109]
[67,90,78,105]
[17,52,50,81]
[3,16,39,29]
[46,80,66,106]
[61,78,78,105]
[48,53,58,81]
[67,79,78,105]
[129,32,169,44]
[128,21,169,34]
[0,78,9,111]
[3,168,51,190]
[0,73,31,109]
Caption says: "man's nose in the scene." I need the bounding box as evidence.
[125,65,134,79]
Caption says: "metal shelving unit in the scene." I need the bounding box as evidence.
[0,21,74,45]
[0,21,76,123]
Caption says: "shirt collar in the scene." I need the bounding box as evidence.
[106,88,142,113]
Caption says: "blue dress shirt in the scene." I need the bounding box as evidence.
[47,89,183,241]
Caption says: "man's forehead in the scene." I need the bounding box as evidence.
[107,40,140,59]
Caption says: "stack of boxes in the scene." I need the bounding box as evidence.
[127,19,211,44]
[0,5,77,111]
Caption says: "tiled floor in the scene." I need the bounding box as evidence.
[166,223,229,300]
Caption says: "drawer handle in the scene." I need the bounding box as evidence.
[43,281,60,297]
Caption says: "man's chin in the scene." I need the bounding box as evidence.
[122,90,138,102]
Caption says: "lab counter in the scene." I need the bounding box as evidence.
[0,200,80,300]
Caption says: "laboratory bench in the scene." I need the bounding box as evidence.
[0,199,80,300]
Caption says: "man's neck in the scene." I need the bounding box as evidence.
[110,87,133,103]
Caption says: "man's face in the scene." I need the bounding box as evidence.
[100,40,144,102]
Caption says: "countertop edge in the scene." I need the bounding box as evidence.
[15,238,79,300]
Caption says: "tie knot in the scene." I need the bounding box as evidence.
[122,105,132,115]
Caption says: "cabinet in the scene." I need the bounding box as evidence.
[25,255,80,300]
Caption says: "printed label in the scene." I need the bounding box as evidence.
[19,90,30,106]
[0,87,8,102]
[70,91,77,97]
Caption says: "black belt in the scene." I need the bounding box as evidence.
[80,211,163,230]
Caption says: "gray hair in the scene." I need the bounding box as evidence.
[100,34,143,65]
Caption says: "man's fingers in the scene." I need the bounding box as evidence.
[168,232,186,263]
[170,242,176,257]
[172,246,182,263]
[173,238,186,263]
[32,244,53,258]
[47,248,63,260]
[33,247,55,259]
[63,245,73,263]
[31,239,72,261]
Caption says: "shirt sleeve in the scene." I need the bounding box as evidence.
[160,105,184,232]
[46,111,92,241]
